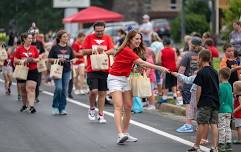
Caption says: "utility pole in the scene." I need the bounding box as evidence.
[180,0,185,42]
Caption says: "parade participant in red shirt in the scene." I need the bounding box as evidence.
[233,81,241,144]
[71,32,86,95]
[14,33,39,113]
[82,22,114,124]
[108,30,169,144]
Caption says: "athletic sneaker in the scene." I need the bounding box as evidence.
[97,114,107,124]
[20,105,28,112]
[176,124,194,133]
[52,108,59,115]
[116,133,128,145]
[59,110,67,115]
[187,147,201,152]
[144,105,156,110]
[88,109,96,121]
[124,133,138,142]
[29,106,36,114]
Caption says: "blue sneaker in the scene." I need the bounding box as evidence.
[159,98,167,103]
[176,124,194,133]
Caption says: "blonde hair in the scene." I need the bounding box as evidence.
[233,81,241,95]
[151,32,161,42]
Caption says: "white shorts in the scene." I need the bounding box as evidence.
[2,65,13,74]
[107,74,131,93]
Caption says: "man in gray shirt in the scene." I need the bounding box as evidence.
[139,14,153,47]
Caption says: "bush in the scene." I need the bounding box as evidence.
[171,13,209,42]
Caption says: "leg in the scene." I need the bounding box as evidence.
[59,72,71,112]
[97,91,107,115]
[210,124,218,148]
[218,113,225,144]
[122,90,133,133]
[53,78,63,109]
[194,124,209,147]
[26,80,37,107]
[35,72,41,100]
[111,91,124,134]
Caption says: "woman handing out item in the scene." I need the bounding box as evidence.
[107,30,169,144]
[14,32,39,113]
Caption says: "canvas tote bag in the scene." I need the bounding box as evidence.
[0,47,8,61]
[50,59,63,79]
[37,58,47,72]
[129,73,152,98]
[13,60,29,80]
[90,49,109,70]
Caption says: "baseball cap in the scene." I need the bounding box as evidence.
[191,36,202,46]
[143,14,150,19]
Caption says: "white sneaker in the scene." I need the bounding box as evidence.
[124,133,138,142]
[88,109,96,121]
[144,105,156,110]
[74,90,81,95]
[52,108,59,115]
[116,133,128,145]
[80,89,85,95]
[97,114,107,124]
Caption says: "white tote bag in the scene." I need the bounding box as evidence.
[13,60,29,80]
[37,59,47,72]
[50,59,63,79]
[90,49,109,70]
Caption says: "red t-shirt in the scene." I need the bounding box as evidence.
[71,40,84,65]
[234,97,241,118]
[161,47,177,72]
[14,45,39,70]
[109,47,139,76]
[4,47,15,67]
[82,33,114,73]
[208,46,219,59]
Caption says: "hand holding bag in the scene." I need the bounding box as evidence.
[37,58,47,72]
[50,59,63,79]
[90,47,109,70]
[13,60,29,80]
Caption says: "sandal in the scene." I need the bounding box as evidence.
[200,139,208,145]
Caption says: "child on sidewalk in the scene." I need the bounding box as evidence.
[187,49,219,152]
[218,67,233,152]
[233,81,241,144]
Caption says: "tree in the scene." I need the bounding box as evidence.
[0,0,64,34]
[170,0,210,42]
[221,0,241,39]
[171,13,209,42]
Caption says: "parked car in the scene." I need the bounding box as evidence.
[84,21,139,43]
[151,19,171,38]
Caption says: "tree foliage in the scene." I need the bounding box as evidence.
[0,0,64,34]
[170,0,210,42]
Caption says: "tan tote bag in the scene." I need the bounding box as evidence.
[0,47,8,61]
[50,59,63,79]
[13,60,29,80]
[90,49,109,70]
[130,72,152,98]
[37,59,47,72]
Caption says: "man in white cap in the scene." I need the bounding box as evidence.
[139,14,153,47]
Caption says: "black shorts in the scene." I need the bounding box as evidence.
[87,72,108,91]
[181,84,192,104]
[27,69,39,82]
[165,73,177,89]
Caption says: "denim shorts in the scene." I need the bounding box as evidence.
[107,74,131,93]
[196,106,218,124]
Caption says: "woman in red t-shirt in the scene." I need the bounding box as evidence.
[108,30,169,144]
[14,33,39,113]
[233,81,241,143]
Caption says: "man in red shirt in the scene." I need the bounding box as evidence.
[82,22,114,123]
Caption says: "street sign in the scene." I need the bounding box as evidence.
[53,0,90,8]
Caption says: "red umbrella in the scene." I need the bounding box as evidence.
[63,6,124,23]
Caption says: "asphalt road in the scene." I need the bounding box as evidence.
[0,80,240,152]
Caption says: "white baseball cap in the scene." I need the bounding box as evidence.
[143,14,150,19]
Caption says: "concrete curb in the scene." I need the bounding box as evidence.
[156,103,186,116]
